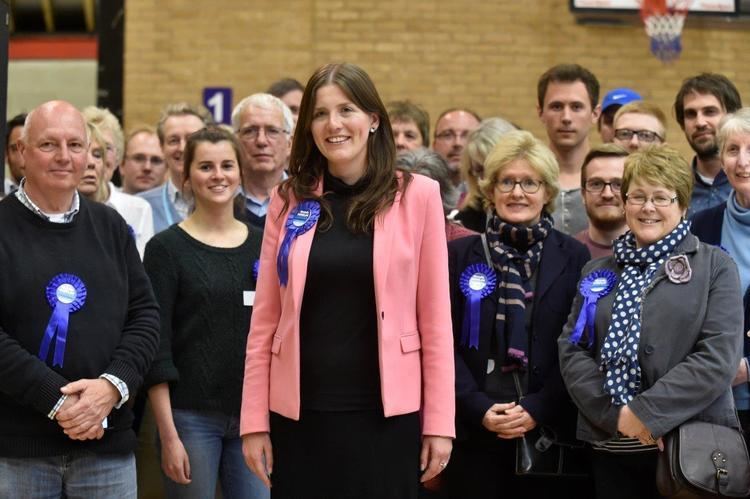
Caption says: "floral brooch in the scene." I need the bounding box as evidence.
[665,254,692,284]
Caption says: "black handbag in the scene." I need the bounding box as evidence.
[512,371,590,478]
[656,420,750,498]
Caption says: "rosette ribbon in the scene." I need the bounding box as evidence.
[569,269,616,348]
[39,273,87,367]
[277,200,320,286]
[459,263,497,349]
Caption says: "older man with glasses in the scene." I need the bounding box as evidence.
[231,93,293,231]
[432,108,481,188]
[612,101,668,153]
[575,144,630,258]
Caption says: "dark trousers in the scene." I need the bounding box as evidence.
[445,438,594,499]
[591,449,662,499]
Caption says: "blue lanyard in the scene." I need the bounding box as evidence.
[161,184,175,226]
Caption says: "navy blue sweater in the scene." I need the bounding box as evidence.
[0,195,159,457]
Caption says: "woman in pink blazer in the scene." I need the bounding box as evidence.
[240,62,455,499]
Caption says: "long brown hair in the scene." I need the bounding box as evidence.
[279,62,411,233]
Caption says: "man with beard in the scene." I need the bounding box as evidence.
[537,63,601,235]
[575,144,629,259]
[674,73,742,218]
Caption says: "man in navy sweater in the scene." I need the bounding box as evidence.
[0,100,159,497]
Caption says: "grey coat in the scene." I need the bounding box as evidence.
[558,233,743,444]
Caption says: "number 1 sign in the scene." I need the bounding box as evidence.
[202,87,233,125]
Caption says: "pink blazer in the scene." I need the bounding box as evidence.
[240,174,455,438]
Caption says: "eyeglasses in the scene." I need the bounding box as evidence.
[237,126,289,142]
[584,179,622,193]
[625,194,678,207]
[434,130,470,142]
[614,128,663,143]
[126,154,165,167]
[495,178,544,194]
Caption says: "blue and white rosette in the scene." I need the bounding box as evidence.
[39,273,87,367]
[569,269,616,348]
[277,200,320,286]
[252,259,260,282]
[459,263,496,349]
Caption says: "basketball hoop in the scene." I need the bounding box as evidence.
[640,0,691,62]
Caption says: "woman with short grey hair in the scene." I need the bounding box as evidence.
[397,148,475,241]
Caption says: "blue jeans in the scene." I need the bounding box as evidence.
[0,451,136,499]
[157,409,269,499]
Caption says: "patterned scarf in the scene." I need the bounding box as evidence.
[602,220,690,405]
[485,212,552,369]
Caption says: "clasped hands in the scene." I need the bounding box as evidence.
[617,404,663,450]
[482,401,537,439]
[55,378,120,441]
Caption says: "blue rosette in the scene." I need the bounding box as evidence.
[252,259,260,282]
[39,273,87,367]
[569,269,617,348]
[277,200,320,286]
[459,263,497,349]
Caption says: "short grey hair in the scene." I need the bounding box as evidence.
[718,107,750,155]
[231,93,294,133]
[396,148,458,215]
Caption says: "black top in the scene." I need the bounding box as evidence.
[143,224,263,416]
[300,171,381,411]
[455,204,487,233]
[0,195,160,457]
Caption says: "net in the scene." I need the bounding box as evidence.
[640,0,691,62]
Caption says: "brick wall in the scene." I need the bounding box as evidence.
[124,0,750,158]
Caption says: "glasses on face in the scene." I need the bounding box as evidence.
[584,179,622,193]
[434,130,470,142]
[625,193,678,207]
[614,128,663,143]
[127,154,165,167]
[237,125,289,142]
[495,178,544,194]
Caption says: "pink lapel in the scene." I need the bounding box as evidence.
[373,188,402,301]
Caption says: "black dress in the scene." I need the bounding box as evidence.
[269,171,421,499]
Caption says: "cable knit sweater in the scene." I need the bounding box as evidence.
[143,224,262,415]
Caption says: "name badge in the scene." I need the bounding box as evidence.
[243,291,256,307]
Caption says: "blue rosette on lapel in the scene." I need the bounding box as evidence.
[569,269,617,348]
[277,200,320,286]
[39,273,87,367]
[459,263,497,349]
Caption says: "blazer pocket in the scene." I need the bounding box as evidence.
[400,332,421,353]
[271,335,282,355]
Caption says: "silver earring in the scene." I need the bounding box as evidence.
[370,127,377,133]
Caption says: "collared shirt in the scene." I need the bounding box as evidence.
[13,179,130,416]
[167,179,190,221]
[687,156,732,219]
[242,171,288,218]
[15,178,80,223]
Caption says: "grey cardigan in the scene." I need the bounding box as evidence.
[558,233,743,444]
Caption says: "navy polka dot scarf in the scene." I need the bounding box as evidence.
[602,220,690,405]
